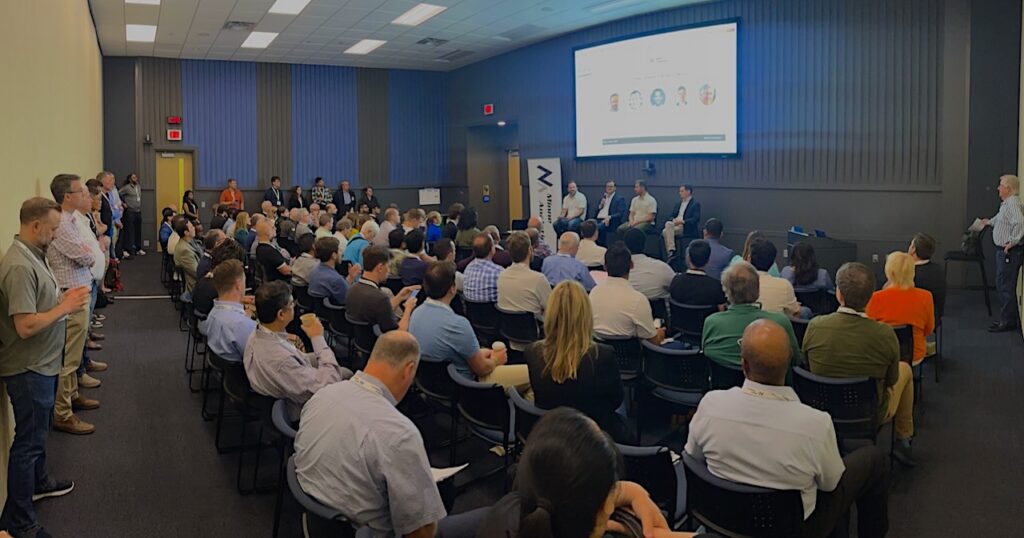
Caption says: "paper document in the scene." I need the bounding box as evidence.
[431,464,468,483]
[968,218,986,233]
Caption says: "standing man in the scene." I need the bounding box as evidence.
[553,181,588,236]
[47,175,100,435]
[662,184,701,260]
[118,173,145,257]
[263,176,284,210]
[980,174,1024,332]
[593,180,628,245]
[310,177,332,207]
[99,171,123,259]
[616,179,658,235]
[332,180,356,215]
[219,178,244,211]
[0,197,89,538]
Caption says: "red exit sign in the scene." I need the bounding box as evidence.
[483,103,494,116]
[167,116,182,124]
[167,129,182,141]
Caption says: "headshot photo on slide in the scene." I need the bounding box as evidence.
[676,85,687,106]
[609,93,619,111]
[650,88,666,107]
[628,90,643,110]
[699,83,716,105]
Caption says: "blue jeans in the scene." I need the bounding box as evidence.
[553,217,582,236]
[996,245,1023,325]
[0,371,58,535]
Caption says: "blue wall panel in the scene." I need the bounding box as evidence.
[291,64,359,187]
[388,69,450,185]
[180,60,258,188]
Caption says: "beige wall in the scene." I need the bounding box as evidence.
[0,0,104,251]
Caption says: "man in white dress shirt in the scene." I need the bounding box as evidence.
[593,181,628,245]
[749,238,806,318]
[980,174,1024,332]
[553,181,588,236]
[575,219,607,268]
[622,228,673,301]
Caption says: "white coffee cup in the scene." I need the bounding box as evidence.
[492,341,508,364]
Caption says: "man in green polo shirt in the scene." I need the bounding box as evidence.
[702,261,803,369]
[0,197,91,537]
[803,262,917,467]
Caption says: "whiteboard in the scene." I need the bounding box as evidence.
[418,188,441,206]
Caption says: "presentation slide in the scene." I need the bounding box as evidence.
[574,21,738,157]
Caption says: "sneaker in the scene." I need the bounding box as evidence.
[53,415,95,435]
[90,332,105,341]
[86,360,108,372]
[93,314,106,321]
[122,252,132,260]
[78,373,102,389]
[71,395,100,410]
[85,341,102,351]
[137,250,146,256]
[892,440,918,468]
[90,320,104,329]
[33,479,75,502]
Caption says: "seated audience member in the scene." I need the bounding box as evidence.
[749,238,804,317]
[159,207,176,251]
[687,319,890,538]
[526,217,553,259]
[909,232,946,319]
[442,203,463,241]
[192,239,245,317]
[781,241,834,292]
[342,219,377,267]
[173,217,200,294]
[483,225,513,267]
[210,204,229,231]
[616,179,658,235]
[223,208,238,237]
[233,212,251,246]
[204,259,257,361]
[294,331,487,537]
[314,213,333,238]
[525,281,629,442]
[167,215,183,254]
[432,238,464,291]
[701,261,802,368]
[244,281,352,419]
[399,229,430,286]
[462,233,504,303]
[295,209,313,239]
[497,231,551,319]
[701,218,734,280]
[375,207,400,247]
[332,217,351,252]
[542,232,596,291]
[259,200,276,221]
[254,219,291,282]
[455,207,481,249]
[386,228,409,278]
[866,252,935,365]
[410,262,530,394]
[623,228,672,300]
[669,239,727,308]
[290,233,319,287]
[590,244,666,345]
[804,262,917,467]
[308,236,360,306]
[246,214,265,255]
[346,245,418,332]
[425,210,443,242]
[197,229,226,279]
[729,230,780,276]
[400,208,421,234]
[478,408,681,538]
[575,219,607,267]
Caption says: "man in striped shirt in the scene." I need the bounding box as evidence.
[462,233,504,303]
[982,174,1024,332]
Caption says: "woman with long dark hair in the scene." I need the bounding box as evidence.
[781,241,833,291]
[287,185,306,209]
[181,190,199,222]
[454,207,480,248]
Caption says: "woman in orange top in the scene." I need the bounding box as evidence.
[867,251,935,364]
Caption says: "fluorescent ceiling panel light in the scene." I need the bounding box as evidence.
[241,31,279,48]
[125,0,160,5]
[125,24,157,42]
[588,0,646,14]
[344,39,387,55]
[268,0,312,15]
[392,3,447,26]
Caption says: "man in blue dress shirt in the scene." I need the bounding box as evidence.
[541,232,596,291]
[309,236,361,306]
[203,259,256,361]
[702,218,735,281]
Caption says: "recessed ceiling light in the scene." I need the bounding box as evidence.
[497,121,507,127]
[125,0,160,5]
[344,39,387,55]
[126,24,157,42]
[392,3,447,27]
[241,31,279,48]
[588,0,646,15]
[268,0,312,15]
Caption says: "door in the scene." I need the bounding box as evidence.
[466,124,519,230]
[155,151,194,251]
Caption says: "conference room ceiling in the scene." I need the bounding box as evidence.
[90,0,713,71]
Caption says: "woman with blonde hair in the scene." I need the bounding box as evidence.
[233,211,251,244]
[425,210,443,242]
[867,251,935,365]
[524,281,630,442]
[728,230,780,276]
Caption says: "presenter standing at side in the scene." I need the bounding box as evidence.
[980,174,1024,332]
[663,184,702,260]
[553,182,587,236]
[616,180,658,235]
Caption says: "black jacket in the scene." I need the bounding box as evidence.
[668,198,703,238]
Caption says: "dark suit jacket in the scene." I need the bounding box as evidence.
[670,271,726,306]
[668,199,703,238]
[263,187,284,207]
[287,193,307,210]
[593,193,628,229]
[914,261,946,318]
[332,190,356,214]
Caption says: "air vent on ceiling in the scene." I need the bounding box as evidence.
[435,50,474,63]
[222,21,256,31]
[495,24,545,42]
[416,37,450,47]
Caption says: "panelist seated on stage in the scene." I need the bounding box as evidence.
[592,180,628,245]
[616,179,658,235]
[553,181,588,236]
[662,184,702,257]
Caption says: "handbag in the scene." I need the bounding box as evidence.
[104,258,124,293]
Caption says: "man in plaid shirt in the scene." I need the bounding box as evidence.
[46,174,100,435]
[462,233,504,303]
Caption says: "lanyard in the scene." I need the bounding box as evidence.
[740,386,796,402]
[350,374,386,399]
[13,240,59,295]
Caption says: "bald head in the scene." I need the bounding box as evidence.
[364,330,422,401]
[740,319,791,386]
[558,232,580,256]
[255,218,274,241]
[527,216,542,230]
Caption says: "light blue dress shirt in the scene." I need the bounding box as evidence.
[308,263,348,305]
[541,253,596,291]
[408,299,480,378]
[204,299,257,361]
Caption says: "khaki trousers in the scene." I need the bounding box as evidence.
[662,221,683,253]
[479,364,533,401]
[882,361,914,440]
[54,307,88,421]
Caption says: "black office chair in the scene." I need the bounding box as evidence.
[286,456,357,538]
[497,306,541,351]
[683,453,803,538]
[463,299,500,347]
[708,360,744,390]
[639,342,708,441]
[943,227,992,316]
[892,323,923,403]
[345,313,379,369]
[271,400,297,538]
[788,316,810,347]
[292,285,315,313]
[649,298,668,321]
[794,289,838,315]
[319,298,352,361]
[413,357,460,465]
[384,276,404,296]
[220,358,276,493]
[618,444,687,529]
[446,364,515,478]
[509,388,546,457]
[668,301,717,344]
[792,367,879,445]
[456,246,473,262]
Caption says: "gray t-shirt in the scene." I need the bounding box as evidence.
[0,237,65,377]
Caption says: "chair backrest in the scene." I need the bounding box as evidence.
[791,367,878,441]
[649,298,668,321]
[322,298,351,339]
[464,299,499,329]
[456,246,473,262]
[892,324,914,363]
[497,307,540,345]
[641,341,709,394]
[272,399,297,440]
[682,453,804,538]
[345,312,378,356]
[446,363,513,439]
[385,276,404,296]
[292,285,315,313]
[414,357,456,404]
[708,360,745,390]
[617,444,679,523]
[595,334,643,378]
[509,388,546,447]
[794,289,837,316]
[312,294,331,322]
[668,301,717,339]
[220,358,252,404]
[789,316,810,347]
[286,456,356,538]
